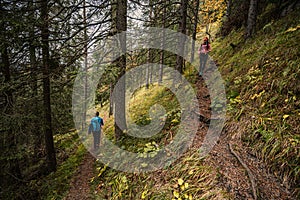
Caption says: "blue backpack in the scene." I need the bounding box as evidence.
[91,117,101,132]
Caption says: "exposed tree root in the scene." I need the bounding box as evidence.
[229,143,258,200]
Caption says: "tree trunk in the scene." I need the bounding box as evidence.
[176,0,188,74]
[109,0,117,118]
[28,0,42,162]
[0,43,22,182]
[206,23,212,40]
[114,0,127,140]
[41,0,57,172]
[190,0,200,63]
[82,0,88,131]
[226,0,232,18]
[109,82,114,117]
[246,0,258,38]
[1,47,13,107]
[0,6,22,181]
[29,0,38,98]
[146,61,150,89]
[159,0,167,84]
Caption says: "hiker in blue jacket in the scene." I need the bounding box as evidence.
[89,111,104,150]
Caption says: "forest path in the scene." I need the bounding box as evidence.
[63,66,293,200]
[63,152,95,200]
[197,63,294,200]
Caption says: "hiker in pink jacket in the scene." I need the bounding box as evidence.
[198,37,211,76]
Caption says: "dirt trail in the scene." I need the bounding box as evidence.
[196,67,294,199]
[64,152,95,200]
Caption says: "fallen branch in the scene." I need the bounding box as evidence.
[228,143,257,200]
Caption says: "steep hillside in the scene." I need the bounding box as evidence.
[211,8,300,197]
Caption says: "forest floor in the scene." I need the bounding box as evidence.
[64,64,294,199]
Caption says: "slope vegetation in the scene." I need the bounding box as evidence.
[211,8,300,197]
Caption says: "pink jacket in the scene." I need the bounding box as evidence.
[198,43,211,54]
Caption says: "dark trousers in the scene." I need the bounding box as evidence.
[199,53,208,75]
[93,131,101,149]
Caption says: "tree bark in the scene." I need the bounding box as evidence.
[109,0,117,118]
[176,0,188,74]
[0,5,22,181]
[114,0,127,140]
[226,0,232,18]
[246,0,258,38]
[82,0,88,131]
[29,0,38,98]
[159,0,167,84]
[190,0,200,63]
[109,82,114,117]
[41,0,57,172]
[146,61,150,89]
[28,0,42,162]
[0,43,22,182]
